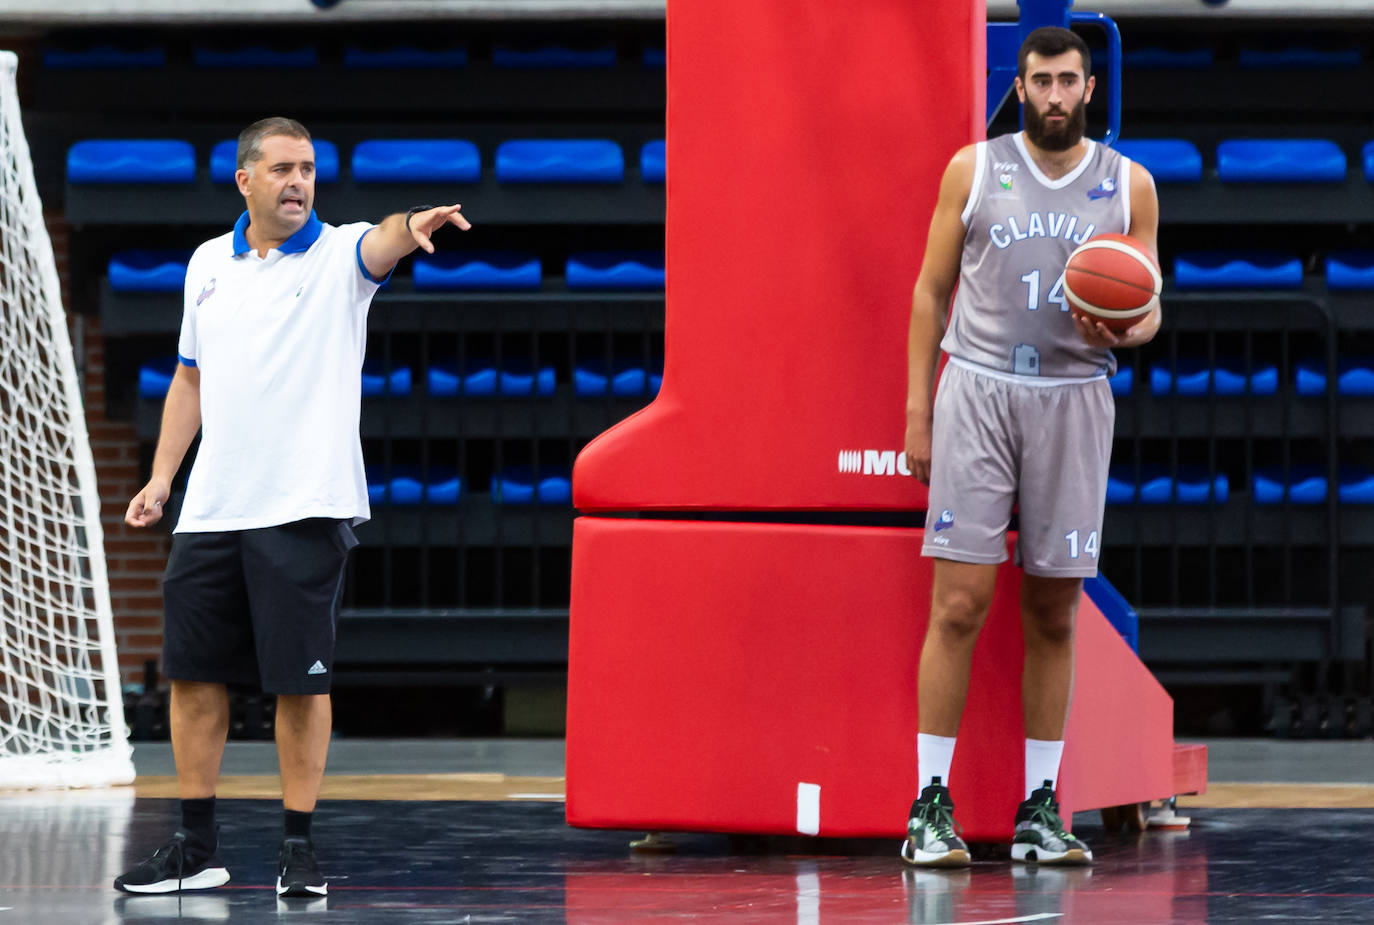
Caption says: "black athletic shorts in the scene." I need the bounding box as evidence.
[161,518,358,695]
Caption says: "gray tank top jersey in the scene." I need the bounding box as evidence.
[941,132,1133,379]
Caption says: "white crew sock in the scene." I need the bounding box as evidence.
[1024,738,1066,800]
[917,733,957,790]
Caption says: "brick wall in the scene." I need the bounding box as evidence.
[49,209,170,689]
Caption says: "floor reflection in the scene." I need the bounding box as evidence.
[0,796,1371,923]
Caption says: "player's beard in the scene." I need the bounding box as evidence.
[1024,98,1086,152]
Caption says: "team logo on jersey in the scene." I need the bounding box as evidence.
[1087,177,1118,200]
[999,173,1014,191]
[196,278,216,306]
[933,510,955,532]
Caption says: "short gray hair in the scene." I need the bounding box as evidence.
[236,117,312,172]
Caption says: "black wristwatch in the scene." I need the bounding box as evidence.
[405,205,437,232]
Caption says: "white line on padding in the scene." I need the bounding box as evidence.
[796,782,820,835]
[927,914,1062,925]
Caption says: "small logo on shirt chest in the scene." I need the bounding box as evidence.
[196,278,216,306]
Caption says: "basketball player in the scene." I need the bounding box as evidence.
[115,117,470,897]
[900,27,1159,866]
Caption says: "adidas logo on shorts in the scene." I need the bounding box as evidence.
[307,660,327,675]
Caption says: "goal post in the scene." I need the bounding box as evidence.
[0,50,134,789]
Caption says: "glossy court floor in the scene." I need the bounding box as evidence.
[3,739,1374,924]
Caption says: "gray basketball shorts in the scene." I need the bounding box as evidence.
[922,360,1115,577]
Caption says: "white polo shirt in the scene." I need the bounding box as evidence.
[174,210,390,532]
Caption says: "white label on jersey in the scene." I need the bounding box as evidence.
[1013,344,1041,376]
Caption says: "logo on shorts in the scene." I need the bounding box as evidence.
[933,510,955,532]
[196,278,216,306]
[1087,177,1118,200]
[307,660,327,675]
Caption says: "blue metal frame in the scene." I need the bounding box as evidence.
[987,0,1122,146]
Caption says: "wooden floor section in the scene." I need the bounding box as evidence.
[124,776,1374,807]
[130,774,568,801]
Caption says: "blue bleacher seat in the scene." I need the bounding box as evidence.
[1327,250,1374,289]
[1082,574,1139,653]
[490,466,573,505]
[412,253,541,291]
[138,357,179,399]
[352,140,481,183]
[211,139,339,184]
[1148,359,1278,396]
[1295,358,1374,396]
[44,45,165,69]
[427,361,556,398]
[366,466,462,506]
[1173,252,1302,290]
[1113,139,1202,183]
[492,44,616,68]
[1237,46,1360,69]
[573,358,664,397]
[566,252,665,290]
[68,140,196,184]
[1216,139,1346,183]
[361,361,412,397]
[641,140,666,183]
[1121,46,1213,70]
[193,44,318,69]
[342,45,468,69]
[1109,367,1133,396]
[1253,466,1328,505]
[495,140,624,183]
[643,47,666,69]
[1108,465,1229,505]
[109,251,190,292]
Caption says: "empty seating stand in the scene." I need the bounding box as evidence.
[427,361,556,397]
[491,465,572,505]
[68,140,195,183]
[1149,359,1279,396]
[1252,467,1374,504]
[367,466,463,505]
[1173,251,1303,289]
[566,252,664,289]
[1216,139,1346,183]
[1115,138,1202,183]
[1106,466,1229,505]
[351,140,482,183]
[495,140,625,183]
[109,251,190,291]
[413,253,542,291]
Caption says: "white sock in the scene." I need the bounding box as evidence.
[917,733,957,789]
[1024,738,1065,800]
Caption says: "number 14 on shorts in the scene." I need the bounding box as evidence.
[1065,529,1099,559]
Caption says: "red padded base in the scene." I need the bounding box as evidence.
[567,517,1197,841]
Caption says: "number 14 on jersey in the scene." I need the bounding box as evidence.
[1020,269,1069,312]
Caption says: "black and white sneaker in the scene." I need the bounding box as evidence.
[1011,781,1093,865]
[277,836,328,897]
[113,830,230,893]
[900,778,970,867]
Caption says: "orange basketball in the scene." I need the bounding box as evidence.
[1062,233,1162,333]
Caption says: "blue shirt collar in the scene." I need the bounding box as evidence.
[231,209,323,256]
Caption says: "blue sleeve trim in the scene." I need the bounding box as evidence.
[178,354,197,368]
[356,226,395,285]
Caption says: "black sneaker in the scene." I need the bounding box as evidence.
[113,830,230,893]
[1011,781,1093,865]
[900,778,970,867]
[277,836,328,897]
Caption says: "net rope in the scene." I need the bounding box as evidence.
[0,50,133,788]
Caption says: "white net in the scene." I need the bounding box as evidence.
[0,50,133,789]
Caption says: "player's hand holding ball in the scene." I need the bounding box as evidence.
[1063,232,1161,347]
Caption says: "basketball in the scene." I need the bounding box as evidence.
[1062,233,1162,333]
